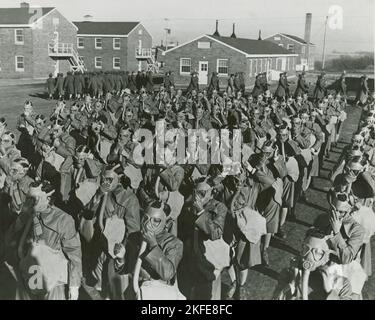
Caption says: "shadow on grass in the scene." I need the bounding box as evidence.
[302,200,328,212]
[252,265,280,282]
[29,92,50,100]
[270,237,300,256]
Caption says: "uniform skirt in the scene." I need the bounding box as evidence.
[282,176,295,208]
[256,188,280,234]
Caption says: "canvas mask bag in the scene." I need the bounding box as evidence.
[236,206,267,244]
[19,240,68,295]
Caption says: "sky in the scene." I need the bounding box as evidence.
[1,0,374,55]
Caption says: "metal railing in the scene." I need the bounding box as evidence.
[48,42,86,72]
[48,42,74,56]
[135,48,153,58]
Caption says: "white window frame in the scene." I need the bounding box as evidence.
[198,41,211,49]
[249,59,253,76]
[95,56,102,69]
[113,57,121,69]
[15,29,24,45]
[77,37,84,49]
[278,43,284,47]
[180,58,191,75]
[113,38,121,50]
[254,58,258,74]
[216,59,228,76]
[95,38,102,49]
[274,36,281,41]
[287,44,294,51]
[301,46,306,55]
[15,55,24,72]
[138,29,143,35]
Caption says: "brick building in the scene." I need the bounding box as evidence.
[264,33,315,71]
[264,13,315,71]
[162,33,298,88]
[73,21,153,72]
[0,3,79,79]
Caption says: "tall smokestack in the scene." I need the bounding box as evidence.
[304,13,312,68]
[20,2,29,8]
[258,29,262,40]
[213,20,220,37]
[231,23,237,38]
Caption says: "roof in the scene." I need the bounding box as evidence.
[73,21,139,35]
[210,35,295,55]
[163,34,298,57]
[280,33,315,45]
[0,7,55,25]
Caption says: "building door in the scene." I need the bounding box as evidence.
[198,61,208,85]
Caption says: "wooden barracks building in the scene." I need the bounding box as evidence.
[0,2,154,79]
[162,21,298,88]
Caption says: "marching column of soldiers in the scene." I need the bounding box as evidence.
[0,67,374,300]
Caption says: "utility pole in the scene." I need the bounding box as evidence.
[322,15,328,70]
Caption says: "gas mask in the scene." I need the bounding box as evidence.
[41,143,53,160]
[142,206,167,236]
[301,235,331,272]
[28,184,53,213]
[300,230,335,300]
[1,132,15,151]
[91,122,102,135]
[100,170,119,193]
[74,151,88,168]
[51,124,63,139]
[194,181,212,208]
[9,160,29,182]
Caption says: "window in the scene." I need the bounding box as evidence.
[217,59,228,75]
[274,36,281,41]
[138,29,143,35]
[95,38,102,49]
[198,41,211,49]
[180,58,191,74]
[301,46,306,55]
[113,38,121,50]
[113,57,121,69]
[253,59,257,74]
[95,57,102,69]
[278,43,284,47]
[77,37,84,49]
[15,56,24,72]
[287,44,294,51]
[15,29,24,45]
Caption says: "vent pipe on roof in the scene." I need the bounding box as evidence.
[213,20,220,37]
[20,2,29,8]
[231,23,237,38]
[83,14,93,22]
[258,29,262,40]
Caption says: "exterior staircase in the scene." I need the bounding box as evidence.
[135,48,159,73]
[48,42,87,73]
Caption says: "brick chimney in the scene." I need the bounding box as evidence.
[20,2,29,8]
[213,20,220,37]
[230,23,237,38]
